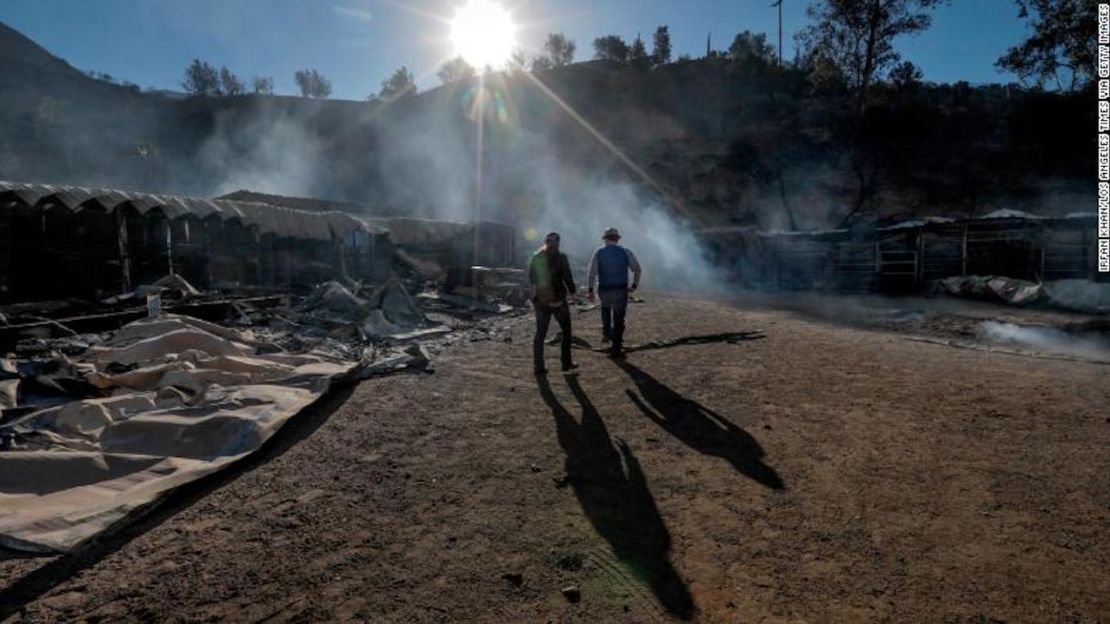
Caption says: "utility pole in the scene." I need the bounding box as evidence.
[771,0,783,65]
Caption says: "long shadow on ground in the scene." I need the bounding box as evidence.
[614,359,784,490]
[624,331,766,353]
[537,374,696,620]
[0,381,358,621]
[554,332,766,354]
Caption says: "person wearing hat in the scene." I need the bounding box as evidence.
[586,227,642,358]
[529,232,579,375]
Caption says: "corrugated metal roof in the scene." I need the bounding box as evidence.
[879,216,956,231]
[0,180,387,241]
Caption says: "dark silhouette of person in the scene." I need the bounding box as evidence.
[615,359,784,490]
[585,227,642,359]
[537,374,696,620]
[529,231,578,375]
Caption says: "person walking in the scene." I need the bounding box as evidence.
[586,228,642,358]
[530,232,579,375]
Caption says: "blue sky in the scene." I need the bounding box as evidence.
[0,0,1031,100]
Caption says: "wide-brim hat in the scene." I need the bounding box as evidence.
[602,227,620,240]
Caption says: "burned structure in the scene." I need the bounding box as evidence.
[701,211,1102,293]
[0,182,521,305]
[219,190,518,274]
[0,182,395,302]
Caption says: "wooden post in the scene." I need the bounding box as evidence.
[1039,231,1046,282]
[116,210,132,293]
[203,220,213,289]
[916,231,925,287]
[165,219,175,276]
[961,223,968,276]
[337,235,349,283]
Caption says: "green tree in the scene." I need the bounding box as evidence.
[437,57,475,85]
[294,69,332,98]
[181,59,220,97]
[378,66,417,101]
[996,0,1095,91]
[219,66,245,96]
[628,34,651,70]
[797,0,947,226]
[888,60,922,89]
[797,0,947,114]
[652,26,672,66]
[728,31,777,67]
[507,49,529,73]
[543,32,576,67]
[251,76,274,95]
[593,35,629,63]
[531,56,554,72]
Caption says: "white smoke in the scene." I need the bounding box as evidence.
[195,108,324,198]
[529,164,722,291]
[978,321,1110,361]
[367,78,724,291]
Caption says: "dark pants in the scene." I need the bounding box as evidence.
[599,287,629,354]
[534,301,572,371]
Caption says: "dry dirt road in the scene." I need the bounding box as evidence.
[1,295,1108,623]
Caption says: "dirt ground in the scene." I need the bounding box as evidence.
[1,294,1108,623]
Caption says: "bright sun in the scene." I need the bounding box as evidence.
[450,0,517,70]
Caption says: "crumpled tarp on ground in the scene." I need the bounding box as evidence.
[937,275,1044,306]
[0,314,359,553]
[937,276,1110,313]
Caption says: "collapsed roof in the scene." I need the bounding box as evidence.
[216,189,508,248]
[0,181,388,242]
[218,189,372,215]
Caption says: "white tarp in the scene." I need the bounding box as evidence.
[937,275,1044,306]
[0,314,358,553]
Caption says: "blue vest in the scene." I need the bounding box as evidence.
[597,245,630,288]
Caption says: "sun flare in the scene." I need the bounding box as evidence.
[450,0,517,70]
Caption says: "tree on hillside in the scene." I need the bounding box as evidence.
[594,35,630,63]
[531,56,554,72]
[996,0,1095,91]
[181,59,220,97]
[628,34,651,70]
[378,66,417,101]
[437,57,475,85]
[728,31,777,68]
[294,69,332,98]
[797,0,947,114]
[543,33,576,67]
[87,71,118,84]
[251,75,274,95]
[220,66,245,96]
[652,26,673,67]
[888,60,922,89]
[507,49,529,73]
[797,0,947,227]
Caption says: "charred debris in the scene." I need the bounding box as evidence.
[0,181,529,425]
[700,210,1109,313]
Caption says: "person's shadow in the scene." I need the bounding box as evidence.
[615,360,784,491]
[537,375,696,620]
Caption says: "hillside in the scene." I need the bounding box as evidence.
[0,21,124,100]
[0,21,1094,235]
